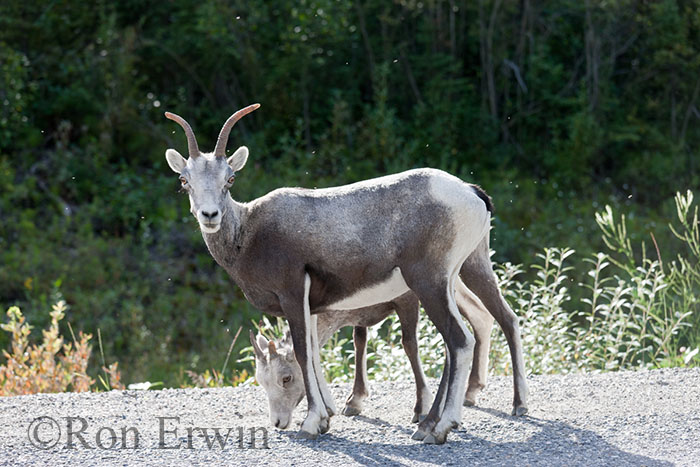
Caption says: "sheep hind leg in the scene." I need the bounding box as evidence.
[394,295,432,423]
[343,326,369,417]
[461,238,529,416]
[454,279,494,407]
[411,348,450,440]
[421,283,475,444]
[406,275,475,444]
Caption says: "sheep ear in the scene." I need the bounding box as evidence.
[165,149,187,174]
[227,146,248,172]
[250,330,266,362]
[256,334,269,352]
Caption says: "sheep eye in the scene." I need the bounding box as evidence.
[282,375,292,386]
[179,177,188,186]
[227,175,235,184]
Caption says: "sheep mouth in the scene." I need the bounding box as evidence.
[200,223,221,234]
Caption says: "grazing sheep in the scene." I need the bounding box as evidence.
[251,283,503,431]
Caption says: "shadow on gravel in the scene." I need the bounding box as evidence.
[293,408,671,466]
[351,415,415,436]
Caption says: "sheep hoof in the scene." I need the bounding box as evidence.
[422,432,447,445]
[319,418,330,434]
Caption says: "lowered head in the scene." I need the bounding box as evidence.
[250,330,305,430]
[163,104,260,233]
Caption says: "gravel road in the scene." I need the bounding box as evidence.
[2,367,699,466]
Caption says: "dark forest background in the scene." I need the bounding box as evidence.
[1,0,699,386]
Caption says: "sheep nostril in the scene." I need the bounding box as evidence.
[275,420,281,428]
[201,210,219,220]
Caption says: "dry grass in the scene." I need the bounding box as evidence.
[0,301,124,396]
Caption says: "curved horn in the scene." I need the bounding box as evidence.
[164,112,200,158]
[213,103,261,158]
[268,340,278,356]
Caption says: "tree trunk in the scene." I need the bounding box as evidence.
[355,0,376,84]
[585,0,600,112]
[479,0,502,121]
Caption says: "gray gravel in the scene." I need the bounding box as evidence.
[2,368,699,466]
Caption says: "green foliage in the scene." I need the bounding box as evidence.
[1,0,700,385]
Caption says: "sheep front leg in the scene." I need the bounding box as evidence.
[310,313,337,422]
[284,274,330,439]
